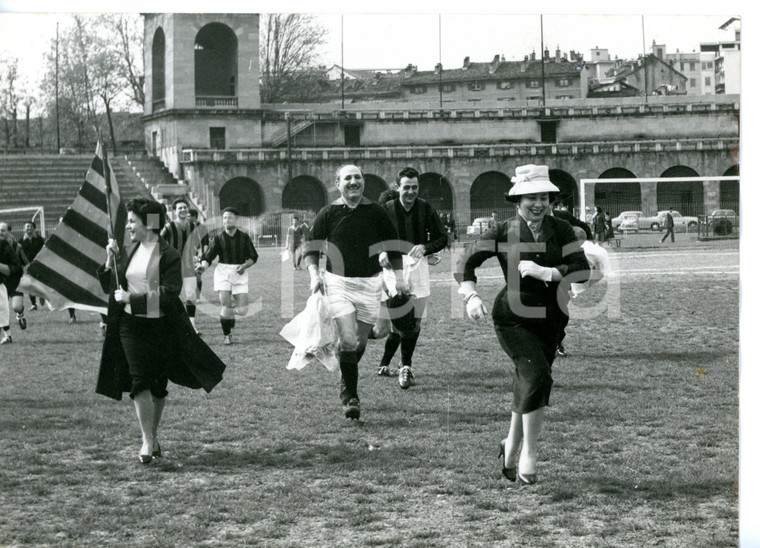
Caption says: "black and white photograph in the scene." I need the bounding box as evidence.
[0,1,751,545]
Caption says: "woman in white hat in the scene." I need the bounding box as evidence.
[455,164,590,484]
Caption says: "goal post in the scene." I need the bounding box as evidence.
[0,206,46,237]
[578,176,739,230]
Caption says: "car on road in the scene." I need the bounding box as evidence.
[641,210,699,231]
[611,211,644,231]
[466,217,492,235]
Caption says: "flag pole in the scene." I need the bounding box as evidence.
[93,128,120,286]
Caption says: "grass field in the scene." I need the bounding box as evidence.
[0,240,739,547]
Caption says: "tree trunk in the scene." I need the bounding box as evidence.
[12,108,18,148]
[25,105,31,148]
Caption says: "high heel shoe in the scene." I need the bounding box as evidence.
[517,471,537,485]
[152,442,162,458]
[498,440,517,482]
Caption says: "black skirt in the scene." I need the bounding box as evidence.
[119,313,170,399]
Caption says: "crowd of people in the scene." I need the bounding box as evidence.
[0,163,623,484]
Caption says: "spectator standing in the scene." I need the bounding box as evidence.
[20,221,45,309]
[592,206,607,243]
[660,208,675,243]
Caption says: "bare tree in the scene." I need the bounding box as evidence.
[260,14,327,103]
[0,57,19,149]
[104,14,145,108]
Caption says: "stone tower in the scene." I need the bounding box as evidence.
[142,13,262,177]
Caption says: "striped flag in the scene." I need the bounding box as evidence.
[18,143,129,313]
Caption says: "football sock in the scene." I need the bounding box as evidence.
[220,318,234,335]
[30,296,37,306]
[339,350,359,400]
[401,330,420,367]
[186,303,196,318]
[68,309,76,318]
[381,332,401,366]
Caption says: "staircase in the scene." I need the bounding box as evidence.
[0,155,151,237]
[271,120,313,147]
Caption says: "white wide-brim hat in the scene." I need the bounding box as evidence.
[506,164,560,202]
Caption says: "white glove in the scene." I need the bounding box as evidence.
[378,251,391,268]
[466,295,487,320]
[518,260,553,282]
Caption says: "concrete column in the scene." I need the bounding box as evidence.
[703,180,720,213]
[641,182,658,215]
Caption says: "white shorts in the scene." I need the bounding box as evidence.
[0,284,9,328]
[182,276,198,302]
[380,254,431,301]
[324,271,382,325]
[213,263,249,295]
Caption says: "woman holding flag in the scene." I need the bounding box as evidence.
[97,198,226,464]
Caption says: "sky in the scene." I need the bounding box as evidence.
[0,5,742,86]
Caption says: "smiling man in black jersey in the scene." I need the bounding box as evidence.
[303,164,408,421]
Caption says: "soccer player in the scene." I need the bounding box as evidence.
[161,198,201,332]
[376,167,448,389]
[0,223,29,333]
[303,164,406,420]
[0,233,23,344]
[196,207,258,345]
[20,221,45,309]
[188,208,209,297]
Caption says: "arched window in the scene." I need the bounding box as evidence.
[548,169,578,211]
[595,168,641,217]
[363,174,389,203]
[151,28,166,109]
[720,165,739,212]
[418,172,454,214]
[219,177,264,217]
[282,176,327,213]
[657,166,702,216]
[195,23,238,102]
[470,171,509,220]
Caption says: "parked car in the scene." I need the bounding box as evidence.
[466,217,492,235]
[611,211,644,231]
[641,210,699,231]
[617,214,640,233]
[707,209,739,235]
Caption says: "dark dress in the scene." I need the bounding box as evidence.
[96,238,226,400]
[455,215,589,413]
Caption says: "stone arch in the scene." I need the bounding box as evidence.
[720,165,739,211]
[657,166,703,216]
[363,174,389,203]
[219,177,264,217]
[470,171,510,219]
[282,175,327,213]
[548,169,578,210]
[195,23,238,97]
[419,172,454,214]
[151,27,165,107]
[595,168,641,217]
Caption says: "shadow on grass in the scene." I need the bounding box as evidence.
[569,351,727,361]
[162,441,426,473]
[594,474,734,501]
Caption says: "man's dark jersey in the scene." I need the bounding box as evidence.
[202,229,258,266]
[305,200,402,278]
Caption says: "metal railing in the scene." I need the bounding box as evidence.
[180,137,739,164]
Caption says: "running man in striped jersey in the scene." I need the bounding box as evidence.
[196,207,258,345]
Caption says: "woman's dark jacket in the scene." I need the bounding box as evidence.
[95,237,226,400]
[455,215,590,327]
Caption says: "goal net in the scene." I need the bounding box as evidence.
[578,176,739,238]
[0,206,47,238]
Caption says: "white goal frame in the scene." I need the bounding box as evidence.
[0,206,46,236]
[579,176,740,217]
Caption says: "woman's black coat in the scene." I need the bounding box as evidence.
[96,237,226,400]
